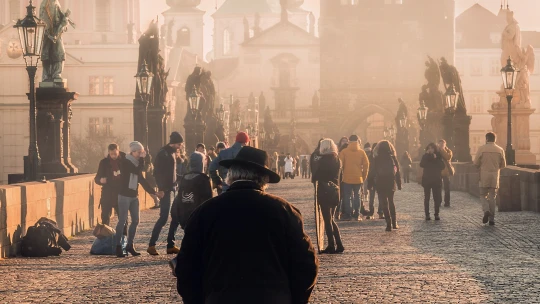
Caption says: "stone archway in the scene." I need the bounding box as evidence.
[338,104,395,143]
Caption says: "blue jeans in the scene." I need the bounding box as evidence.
[341,183,362,216]
[149,191,180,248]
[116,195,140,245]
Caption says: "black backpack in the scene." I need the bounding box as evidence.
[21,219,70,257]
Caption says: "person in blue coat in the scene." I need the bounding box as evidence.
[209,132,250,194]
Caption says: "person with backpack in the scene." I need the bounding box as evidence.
[148,132,185,256]
[401,151,413,184]
[116,141,163,257]
[312,139,344,254]
[94,143,126,228]
[339,135,370,221]
[420,143,446,221]
[368,141,402,231]
[365,142,384,220]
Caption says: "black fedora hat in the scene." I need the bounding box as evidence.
[219,146,281,183]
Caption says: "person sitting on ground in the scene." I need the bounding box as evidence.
[368,140,402,231]
[175,146,319,303]
[209,132,250,194]
[116,141,163,257]
[474,132,506,226]
[420,143,445,221]
[312,138,344,254]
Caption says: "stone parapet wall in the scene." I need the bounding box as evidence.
[0,174,153,258]
[411,162,540,213]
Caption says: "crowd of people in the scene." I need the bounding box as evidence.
[92,129,506,303]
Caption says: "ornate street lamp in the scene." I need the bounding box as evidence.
[135,60,154,150]
[260,129,266,140]
[444,84,458,113]
[216,103,225,123]
[233,115,241,131]
[15,0,46,181]
[501,56,519,165]
[417,101,428,127]
[399,117,407,128]
[188,85,200,114]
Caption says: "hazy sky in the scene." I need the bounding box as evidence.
[140,0,540,57]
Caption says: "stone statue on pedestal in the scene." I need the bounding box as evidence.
[39,0,75,83]
[439,57,467,115]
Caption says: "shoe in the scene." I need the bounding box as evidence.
[425,216,431,221]
[385,226,392,232]
[126,244,141,256]
[340,214,351,221]
[335,245,345,253]
[434,215,440,221]
[169,258,177,277]
[483,211,490,224]
[392,223,399,229]
[320,246,336,254]
[167,246,180,254]
[378,214,385,220]
[366,216,371,220]
[444,203,450,207]
[489,221,495,226]
[147,246,159,256]
[352,211,359,221]
[116,245,127,258]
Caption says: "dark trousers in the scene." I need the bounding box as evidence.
[403,169,410,183]
[442,176,451,205]
[320,205,343,248]
[367,188,382,216]
[149,191,180,248]
[285,172,293,179]
[301,166,308,178]
[424,185,442,216]
[378,191,396,227]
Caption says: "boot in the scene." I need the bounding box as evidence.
[334,232,345,253]
[320,244,336,254]
[385,225,392,232]
[147,245,159,256]
[126,244,141,256]
[392,221,399,230]
[116,245,126,258]
[167,246,180,254]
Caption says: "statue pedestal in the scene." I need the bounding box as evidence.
[35,87,79,174]
[489,104,536,165]
[39,79,68,88]
[453,114,472,162]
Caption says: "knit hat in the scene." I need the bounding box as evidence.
[364,142,371,149]
[189,151,205,173]
[169,132,184,144]
[129,141,144,152]
[235,132,250,144]
[216,142,226,150]
[349,134,359,142]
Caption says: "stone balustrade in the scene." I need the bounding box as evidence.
[0,174,154,258]
[411,162,540,213]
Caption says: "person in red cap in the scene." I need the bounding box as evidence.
[209,131,250,193]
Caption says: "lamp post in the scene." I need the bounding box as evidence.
[417,101,429,158]
[135,60,154,150]
[443,84,458,157]
[501,57,518,165]
[15,0,46,181]
[233,114,241,132]
[260,129,266,150]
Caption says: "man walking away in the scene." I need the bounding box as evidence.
[438,140,454,207]
[339,135,370,221]
[94,143,126,228]
[209,132,249,194]
[474,132,506,226]
[148,132,184,256]
[175,147,318,304]
[278,152,286,178]
[301,156,309,179]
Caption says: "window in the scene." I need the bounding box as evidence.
[490,58,500,76]
[103,118,113,137]
[89,76,101,95]
[95,0,111,32]
[470,58,483,76]
[455,57,464,76]
[470,94,483,113]
[471,135,482,154]
[223,29,232,56]
[89,118,100,138]
[103,77,114,95]
[176,27,190,46]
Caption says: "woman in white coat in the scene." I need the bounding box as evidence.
[284,153,294,179]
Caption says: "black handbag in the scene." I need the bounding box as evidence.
[318,181,340,207]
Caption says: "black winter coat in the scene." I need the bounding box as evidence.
[174,172,213,229]
[94,152,126,193]
[118,158,156,198]
[175,181,318,304]
[312,154,341,207]
[368,154,402,193]
[420,153,445,187]
[153,145,177,192]
[309,150,322,184]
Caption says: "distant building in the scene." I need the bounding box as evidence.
[319,0,455,144]
[455,4,540,161]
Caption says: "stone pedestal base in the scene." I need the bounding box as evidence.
[489,106,536,165]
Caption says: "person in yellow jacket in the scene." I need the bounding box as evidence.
[339,135,370,221]
[438,140,454,207]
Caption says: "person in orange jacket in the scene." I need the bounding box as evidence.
[339,135,370,221]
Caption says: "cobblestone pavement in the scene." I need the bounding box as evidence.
[2,179,540,303]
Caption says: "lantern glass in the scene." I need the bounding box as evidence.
[14,2,46,63]
[399,118,407,128]
[217,104,225,122]
[234,116,241,130]
[269,132,275,140]
[135,60,154,96]
[418,102,428,121]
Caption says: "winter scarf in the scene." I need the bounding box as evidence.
[125,154,139,191]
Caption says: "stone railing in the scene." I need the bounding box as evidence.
[270,109,318,120]
[411,162,540,213]
[0,174,154,258]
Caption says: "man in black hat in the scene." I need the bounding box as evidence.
[175,146,319,304]
[148,131,184,256]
